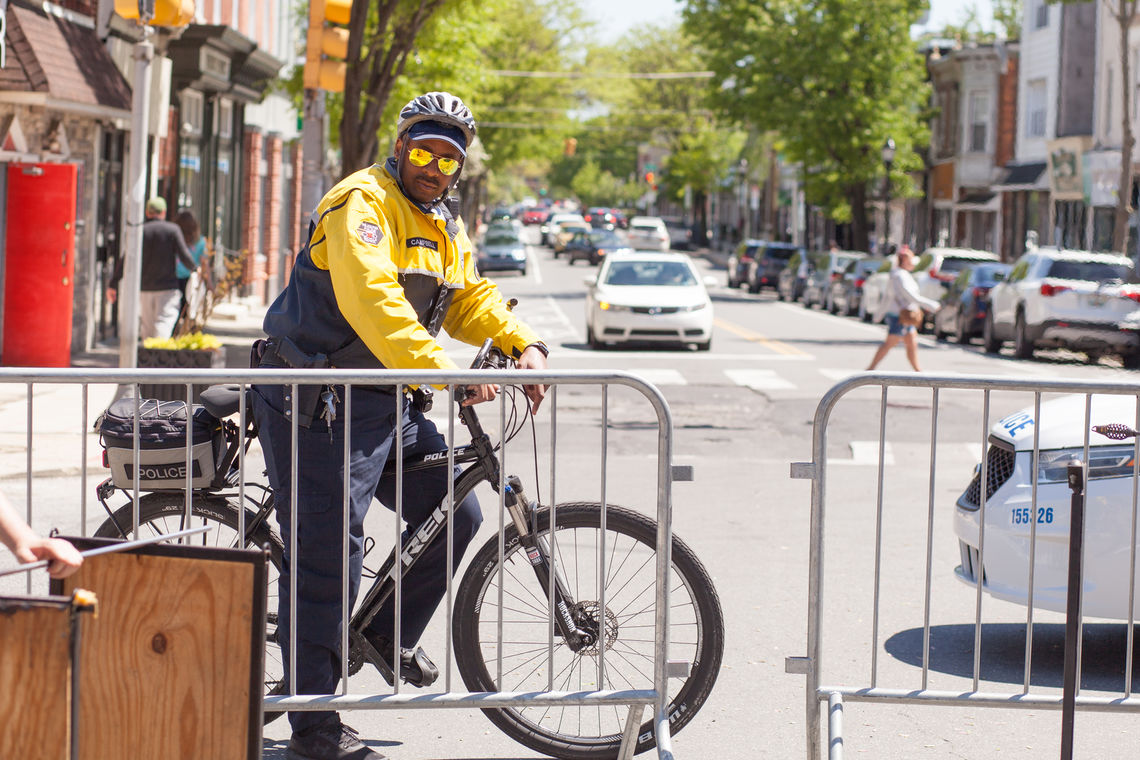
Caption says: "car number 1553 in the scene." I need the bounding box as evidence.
[1011,506,1054,525]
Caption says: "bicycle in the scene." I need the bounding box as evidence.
[93,341,724,759]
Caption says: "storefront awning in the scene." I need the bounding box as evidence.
[0,4,131,113]
[955,191,999,211]
[993,162,1048,190]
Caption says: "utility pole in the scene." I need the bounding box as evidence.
[300,89,327,229]
[118,27,154,369]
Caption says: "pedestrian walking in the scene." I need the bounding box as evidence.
[867,245,939,372]
[108,197,198,340]
[251,91,549,760]
[173,208,207,325]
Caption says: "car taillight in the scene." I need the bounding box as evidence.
[854,278,865,288]
[1040,282,1071,297]
[971,286,990,299]
[830,272,841,281]
[1122,287,1140,303]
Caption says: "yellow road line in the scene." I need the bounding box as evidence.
[713,317,807,356]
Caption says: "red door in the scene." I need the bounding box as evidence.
[2,163,78,367]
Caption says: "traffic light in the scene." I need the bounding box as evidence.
[304,0,352,92]
[114,0,194,26]
[644,171,657,190]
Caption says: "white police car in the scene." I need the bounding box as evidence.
[954,393,1140,619]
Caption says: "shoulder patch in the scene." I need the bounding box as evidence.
[406,236,439,252]
[356,221,383,245]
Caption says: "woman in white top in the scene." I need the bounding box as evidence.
[867,245,940,371]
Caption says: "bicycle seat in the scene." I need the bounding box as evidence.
[199,384,247,419]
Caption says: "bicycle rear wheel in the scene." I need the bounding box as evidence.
[452,503,724,759]
[94,493,285,706]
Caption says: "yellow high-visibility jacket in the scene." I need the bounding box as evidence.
[264,159,541,371]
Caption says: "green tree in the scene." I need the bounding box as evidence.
[683,0,931,251]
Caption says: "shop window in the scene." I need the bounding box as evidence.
[968,91,988,152]
[180,90,204,136]
[1026,79,1047,138]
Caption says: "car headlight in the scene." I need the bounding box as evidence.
[680,302,709,312]
[1037,445,1138,483]
[599,302,630,312]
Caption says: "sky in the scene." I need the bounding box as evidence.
[580,0,998,44]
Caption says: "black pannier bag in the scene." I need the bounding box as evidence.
[95,398,224,490]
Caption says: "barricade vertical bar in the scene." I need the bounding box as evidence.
[804,374,830,760]
[184,383,193,536]
[1024,392,1041,694]
[341,384,352,693]
[650,377,674,755]
[1060,457,1086,760]
[131,393,141,535]
[238,384,247,544]
[394,387,404,694]
[497,381,508,692]
[24,382,32,594]
[871,385,888,686]
[289,382,299,697]
[80,384,88,535]
[599,383,608,691]
[1078,394,1093,690]
[445,384,456,693]
[547,385,558,692]
[921,387,940,688]
[973,389,992,691]
[1126,400,1140,697]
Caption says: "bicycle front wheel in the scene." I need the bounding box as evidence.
[453,503,724,759]
[94,492,285,705]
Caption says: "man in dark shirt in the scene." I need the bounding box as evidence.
[108,196,197,339]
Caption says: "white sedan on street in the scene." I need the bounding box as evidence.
[584,251,715,350]
[954,393,1140,619]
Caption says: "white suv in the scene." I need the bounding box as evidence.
[626,216,670,251]
[982,247,1140,365]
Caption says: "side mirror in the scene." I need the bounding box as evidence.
[583,275,597,288]
[993,271,1007,282]
[703,275,718,288]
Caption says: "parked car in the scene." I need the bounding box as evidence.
[982,247,1140,364]
[477,225,528,275]
[828,257,885,316]
[584,251,715,350]
[566,228,631,266]
[746,242,803,294]
[954,393,1140,619]
[661,217,692,250]
[726,239,766,289]
[626,216,670,251]
[930,262,1012,344]
[804,250,866,310]
[776,251,812,303]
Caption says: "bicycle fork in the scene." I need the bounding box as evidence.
[502,475,597,653]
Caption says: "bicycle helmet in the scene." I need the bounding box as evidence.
[397,92,477,146]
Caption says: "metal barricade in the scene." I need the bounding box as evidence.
[789,371,1140,759]
[0,365,684,760]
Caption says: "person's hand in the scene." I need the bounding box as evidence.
[459,383,501,406]
[106,286,117,304]
[516,345,549,413]
[15,536,83,579]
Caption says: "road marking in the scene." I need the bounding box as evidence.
[713,317,808,356]
[528,247,543,285]
[819,368,861,382]
[724,368,796,390]
[553,349,812,361]
[831,441,895,466]
[629,368,687,386]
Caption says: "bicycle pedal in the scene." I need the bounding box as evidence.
[354,633,439,688]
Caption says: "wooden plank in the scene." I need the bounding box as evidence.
[0,597,72,760]
[62,553,256,760]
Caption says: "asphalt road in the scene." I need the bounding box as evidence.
[5,228,1140,759]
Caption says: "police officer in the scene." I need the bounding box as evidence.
[252,92,548,760]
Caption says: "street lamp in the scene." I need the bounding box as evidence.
[881,137,896,254]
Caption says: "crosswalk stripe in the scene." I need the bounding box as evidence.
[724,368,796,390]
[629,369,687,386]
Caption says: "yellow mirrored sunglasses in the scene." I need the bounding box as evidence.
[407,147,462,176]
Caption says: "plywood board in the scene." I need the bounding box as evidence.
[60,547,263,760]
[0,597,73,760]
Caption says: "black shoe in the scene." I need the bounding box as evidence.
[354,631,440,688]
[286,720,386,760]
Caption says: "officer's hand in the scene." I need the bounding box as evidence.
[460,384,500,407]
[517,345,549,413]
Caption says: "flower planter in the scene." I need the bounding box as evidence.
[136,346,224,403]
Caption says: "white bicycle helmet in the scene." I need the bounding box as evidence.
[397,91,477,145]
